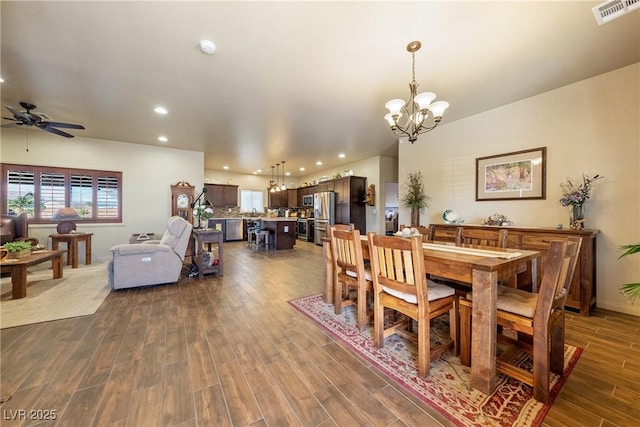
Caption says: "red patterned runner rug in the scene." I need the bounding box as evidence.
[288,293,582,427]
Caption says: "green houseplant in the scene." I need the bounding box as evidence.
[401,171,430,227]
[3,241,33,259]
[619,243,640,303]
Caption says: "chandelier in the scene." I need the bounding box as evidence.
[384,41,449,143]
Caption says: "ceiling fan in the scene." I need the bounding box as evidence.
[2,101,85,138]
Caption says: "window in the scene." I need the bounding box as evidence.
[1,163,122,223]
[240,189,264,213]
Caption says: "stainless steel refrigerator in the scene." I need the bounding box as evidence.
[313,191,335,245]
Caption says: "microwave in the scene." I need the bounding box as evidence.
[302,194,314,207]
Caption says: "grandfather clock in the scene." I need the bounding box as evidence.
[171,181,195,223]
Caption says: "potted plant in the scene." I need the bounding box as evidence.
[619,243,640,303]
[193,206,213,229]
[3,241,33,259]
[401,171,430,227]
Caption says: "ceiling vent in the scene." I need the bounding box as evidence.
[592,0,640,25]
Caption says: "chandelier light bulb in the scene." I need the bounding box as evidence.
[385,99,405,115]
[414,92,436,110]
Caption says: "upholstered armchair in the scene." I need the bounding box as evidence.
[108,216,193,289]
[0,213,39,246]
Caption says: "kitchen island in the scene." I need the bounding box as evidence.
[257,218,297,250]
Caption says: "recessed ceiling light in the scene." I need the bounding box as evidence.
[154,106,168,115]
[158,136,168,142]
[285,172,290,176]
[199,40,216,55]
[257,169,263,173]
[223,165,229,170]
[299,167,305,171]
[338,153,346,158]
[316,161,323,166]
[0,77,4,83]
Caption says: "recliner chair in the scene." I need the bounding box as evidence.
[108,216,193,289]
[0,213,39,246]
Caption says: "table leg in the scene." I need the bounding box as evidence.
[11,266,28,299]
[53,254,63,279]
[470,268,498,395]
[70,240,79,268]
[85,235,92,265]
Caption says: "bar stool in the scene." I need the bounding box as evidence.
[247,220,256,249]
[256,230,271,251]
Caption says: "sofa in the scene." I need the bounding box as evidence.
[108,215,193,289]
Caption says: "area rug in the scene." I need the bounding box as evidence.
[0,263,111,329]
[288,293,582,427]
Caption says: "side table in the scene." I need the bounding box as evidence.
[49,232,93,268]
[192,229,223,278]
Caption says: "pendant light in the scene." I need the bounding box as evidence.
[281,160,287,191]
[270,165,276,192]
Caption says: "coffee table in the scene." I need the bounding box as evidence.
[1,249,66,299]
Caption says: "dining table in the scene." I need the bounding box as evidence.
[323,234,541,395]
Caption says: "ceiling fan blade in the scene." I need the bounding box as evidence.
[1,123,23,128]
[42,121,85,130]
[38,125,75,138]
[5,105,29,120]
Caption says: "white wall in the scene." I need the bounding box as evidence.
[399,63,640,316]
[1,129,203,262]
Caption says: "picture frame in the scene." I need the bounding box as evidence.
[476,147,546,201]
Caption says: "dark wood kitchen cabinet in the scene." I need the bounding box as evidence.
[205,184,238,207]
[333,176,366,234]
[268,190,288,208]
[287,189,298,208]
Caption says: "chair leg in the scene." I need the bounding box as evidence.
[449,298,459,356]
[533,328,551,403]
[459,302,472,366]
[334,277,343,315]
[373,294,384,349]
[356,283,367,332]
[417,317,429,377]
[550,320,565,375]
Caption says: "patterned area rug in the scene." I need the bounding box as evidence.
[288,293,582,427]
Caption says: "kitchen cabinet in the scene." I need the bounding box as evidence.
[333,176,366,234]
[287,189,298,208]
[268,190,288,208]
[428,223,598,315]
[205,184,238,207]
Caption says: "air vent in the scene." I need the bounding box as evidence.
[592,0,640,25]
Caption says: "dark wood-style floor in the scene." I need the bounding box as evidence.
[1,241,639,426]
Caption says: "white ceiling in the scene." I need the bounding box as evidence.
[1,1,639,177]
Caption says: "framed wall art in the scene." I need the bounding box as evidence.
[476,147,546,201]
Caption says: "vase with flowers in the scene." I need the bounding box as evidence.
[559,173,603,229]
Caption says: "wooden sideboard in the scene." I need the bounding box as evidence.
[428,223,599,316]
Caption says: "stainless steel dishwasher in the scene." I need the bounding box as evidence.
[225,219,244,241]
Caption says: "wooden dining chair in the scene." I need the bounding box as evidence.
[455,226,508,248]
[367,233,458,377]
[459,237,581,403]
[330,225,372,331]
